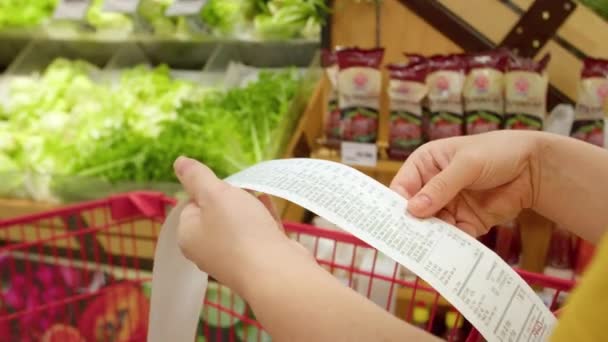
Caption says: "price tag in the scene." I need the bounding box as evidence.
[103,0,140,13]
[341,142,378,167]
[53,0,92,20]
[165,0,208,17]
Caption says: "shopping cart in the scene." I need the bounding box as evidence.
[0,192,576,342]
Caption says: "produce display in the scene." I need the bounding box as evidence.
[0,0,328,40]
[86,0,134,33]
[0,0,57,30]
[0,59,304,202]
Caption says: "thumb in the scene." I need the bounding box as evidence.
[173,156,227,206]
[176,202,203,264]
[408,157,477,217]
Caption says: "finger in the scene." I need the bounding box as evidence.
[176,203,202,261]
[391,185,412,199]
[408,157,478,218]
[455,221,480,237]
[437,209,456,226]
[174,156,227,206]
[257,194,285,233]
[391,184,411,200]
[390,154,423,198]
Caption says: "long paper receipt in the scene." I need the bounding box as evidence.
[150,158,555,342]
[226,159,554,341]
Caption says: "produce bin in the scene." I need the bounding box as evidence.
[0,192,576,341]
[0,41,321,218]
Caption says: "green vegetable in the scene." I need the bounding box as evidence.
[0,152,23,197]
[0,0,57,30]
[200,0,254,36]
[1,58,303,201]
[253,0,328,40]
[75,68,300,181]
[87,0,134,32]
[138,0,178,35]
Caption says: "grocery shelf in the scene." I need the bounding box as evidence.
[0,33,319,70]
[311,148,403,176]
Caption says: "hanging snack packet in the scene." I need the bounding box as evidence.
[504,54,550,130]
[322,49,341,145]
[464,50,508,134]
[386,60,428,159]
[425,54,466,140]
[571,57,608,147]
[336,47,385,143]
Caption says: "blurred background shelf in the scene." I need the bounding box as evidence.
[0,36,319,71]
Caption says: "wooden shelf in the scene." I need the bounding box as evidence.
[311,148,403,175]
[0,197,56,219]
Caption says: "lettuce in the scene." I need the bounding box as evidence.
[73,69,301,182]
[200,0,254,36]
[0,0,57,30]
[87,0,134,32]
[253,0,327,40]
[2,58,302,201]
[138,0,178,35]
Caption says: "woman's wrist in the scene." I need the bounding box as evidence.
[527,131,552,212]
[232,236,318,301]
[527,131,608,241]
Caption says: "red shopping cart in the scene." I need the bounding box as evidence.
[0,192,575,341]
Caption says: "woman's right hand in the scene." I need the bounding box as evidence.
[390,130,542,237]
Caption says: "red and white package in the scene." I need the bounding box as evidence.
[464,50,508,134]
[425,54,466,140]
[571,57,608,147]
[504,54,550,130]
[336,47,385,143]
[322,49,341,145]
[386,59,428,160]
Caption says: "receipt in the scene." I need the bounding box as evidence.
[148,158,554,342]
[225,158,554,342]
[148,200,209,342]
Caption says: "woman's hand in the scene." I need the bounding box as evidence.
[173,157,312,296]
[390,131,541,237]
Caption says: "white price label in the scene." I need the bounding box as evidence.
[103,0,140,13]
[53,0,92,20]
[165,0,207,16]
[341,141,378,167]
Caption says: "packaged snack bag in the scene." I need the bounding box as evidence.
[336,47,385,143]
[464,50,508,134]
[425,54,466,140]
[404,53,425,64]
[386,59,428,159]
[322,49,341,145]
[504,54,550,130]
[571,57,608,147]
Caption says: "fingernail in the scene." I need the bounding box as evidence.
[409,194,431,212]
[174,156,195,177]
